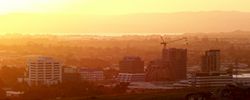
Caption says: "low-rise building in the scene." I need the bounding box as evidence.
[6,91,24,97]
[62,66,80,83]
[117,73,145,83]
[234,74,250,86]
[119,56,144,73]
[189,72,233,87]
[78,68,104,81]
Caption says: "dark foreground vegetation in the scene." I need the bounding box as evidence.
[56,93,186,100]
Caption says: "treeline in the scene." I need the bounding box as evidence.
[0,34,250,70]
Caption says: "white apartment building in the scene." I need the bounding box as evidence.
[26,56,62,86]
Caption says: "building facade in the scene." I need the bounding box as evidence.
[162,48,187,81]
[78,68,104,81]
[119,56,144,73]
[202,50,220,72]
[146,59,170,81]
[189,72,233,87]
[62,66,80,83]
[26,57,62,86]
[146,48,187,82]
[117,73,145,83]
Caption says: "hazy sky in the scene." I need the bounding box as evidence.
[0,0,250,15]
[1,0,250,34]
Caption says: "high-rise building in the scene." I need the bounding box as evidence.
[162,48,187,80]
[26,56,62,86]
[146,59,170,81]
[146,48,187,81]
[119,56,144,73]
[201,50,220,72]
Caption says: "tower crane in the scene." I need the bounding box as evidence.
[160,36,188,49]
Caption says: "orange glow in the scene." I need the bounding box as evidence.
[0,0,250,34]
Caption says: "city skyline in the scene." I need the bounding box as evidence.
[0,31,250,99]
[0,1,250,99]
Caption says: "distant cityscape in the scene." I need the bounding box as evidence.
[0,32,250,99]
[1,0,250,99]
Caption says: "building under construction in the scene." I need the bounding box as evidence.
[146,48,187,81]
[163,48,187,80]
[146,59,170,81]
[146,37,188,82]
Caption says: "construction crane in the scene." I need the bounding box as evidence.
[160,36,167,49]
[160,36,188,49]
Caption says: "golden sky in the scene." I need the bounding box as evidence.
[1,0,250,15]
[0,0,250,34]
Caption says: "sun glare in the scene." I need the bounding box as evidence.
[0,0,67,14]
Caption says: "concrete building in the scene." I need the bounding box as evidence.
[62,66,80,83]
[6,91,24,97]
[146,59,170,81]
[78,68,104,81]
[189,72,233,87]
[117,73,145,83]
[26,57,62,86]
[146,48,187,82]
[202,50,220,72]
[233,74,250,86]
[119,56,144,73]
[162,48,187,81]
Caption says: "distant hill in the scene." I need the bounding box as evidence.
[1,11,250,34]
[183,30,250,38]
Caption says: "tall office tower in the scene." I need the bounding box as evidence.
[201,50,220,72]
[162,48,188,81]
[26,56,62,86]
[119,56,144,73]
